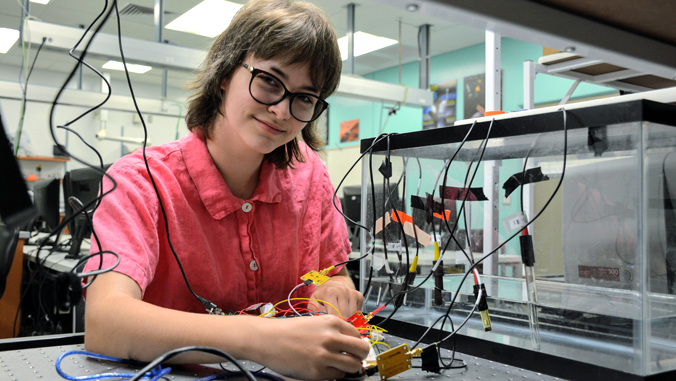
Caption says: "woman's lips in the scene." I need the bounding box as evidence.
[255,118,284,135]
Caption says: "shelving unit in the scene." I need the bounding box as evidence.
[523,50,676,109]
[16,156,69,162]
[16,156,69,184]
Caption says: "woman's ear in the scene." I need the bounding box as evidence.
[220,77,229,92]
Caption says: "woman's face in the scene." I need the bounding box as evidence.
[216,56,317,158]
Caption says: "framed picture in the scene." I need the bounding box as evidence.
[340,119,359,143]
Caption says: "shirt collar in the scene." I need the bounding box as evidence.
[181,132,282,220]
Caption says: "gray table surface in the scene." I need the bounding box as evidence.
[0,334,564,380]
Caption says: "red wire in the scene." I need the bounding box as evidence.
[371,304,386,315]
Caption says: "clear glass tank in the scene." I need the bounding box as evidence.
[356,99,676,377]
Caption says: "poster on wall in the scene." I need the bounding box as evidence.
[463,72,502,119]
[339,119,359,143]
[423,79,457,129]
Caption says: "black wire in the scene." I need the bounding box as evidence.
[109,0,208,309]
[13,0,121,337]
[45,0,119,262]
[331,133,392,237]
[220,362,267,374]
[434,108,568,347]
[128,346,256,381]
[377,121,487,327]
[329,133,393,298]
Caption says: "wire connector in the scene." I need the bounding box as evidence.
[519,234,535,267]
[379,157,392,179]
[364,305,386,322]
[198,296,225,315]
[473,284,492,332]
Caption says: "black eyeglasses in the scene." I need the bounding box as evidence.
[243,63,328,123]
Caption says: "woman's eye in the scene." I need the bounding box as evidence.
[258,74,280,88]
[297,95,316,106]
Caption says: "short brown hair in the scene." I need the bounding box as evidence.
[185,0,342,169]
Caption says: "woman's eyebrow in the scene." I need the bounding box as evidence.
[270,66,319,94]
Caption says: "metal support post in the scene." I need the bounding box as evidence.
[559,79,581,105]
[346,3,356,75]
[418,24,431,89]
[20,0,30,44]
[523,60,535,110]
[485,30,501,112]
[482,30,501,280]
[155,0,168,99]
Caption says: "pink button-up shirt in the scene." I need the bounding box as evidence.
[84,132,350,313]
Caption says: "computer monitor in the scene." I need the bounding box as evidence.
[0,105,35,229]
[0,102,35,299]
[62,165,109,258]
[342,186,362,226]
[32,178,61,233]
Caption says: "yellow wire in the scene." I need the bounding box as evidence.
[270,297,343,318]
[369,341,391,350]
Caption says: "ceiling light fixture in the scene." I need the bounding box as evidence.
[166,0,242,38]
[102,60,152,74]
[0,28,20,54]
[406,4,419,12]
[337,31,398,61]
[29,0,51,4]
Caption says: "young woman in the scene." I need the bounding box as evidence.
[83,0,369,379]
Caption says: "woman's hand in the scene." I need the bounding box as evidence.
[310,267,363,317]
[255,314,370,380]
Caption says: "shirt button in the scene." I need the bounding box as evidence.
[250,260,258,271]
[242,202,253,212]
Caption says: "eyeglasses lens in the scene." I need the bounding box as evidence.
[250,71,323,122]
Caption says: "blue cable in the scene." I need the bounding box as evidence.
[55,350,169,381]
[56,350,289,381]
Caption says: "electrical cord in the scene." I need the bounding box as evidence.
[127,346,257,381]
[56,349,268,381]
[433,108,568,347]
[330,133,394,294]
[12,0,120,338]
[106,0,218,313]
[287,282,309,316]
[376,120,489,327]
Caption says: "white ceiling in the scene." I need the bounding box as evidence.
[0,0,485,90]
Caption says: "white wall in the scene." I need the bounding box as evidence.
[324,145,363,193]
[2,66,190,179]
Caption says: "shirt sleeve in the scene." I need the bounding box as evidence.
[83,159,161,296]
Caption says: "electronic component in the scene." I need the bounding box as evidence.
[376,344,412,380]
[473,283,492,332]
[300,270,330,286]
[347,311,370,330]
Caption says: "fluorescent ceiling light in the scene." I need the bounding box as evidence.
[338,31,398,61]
[30,0,51,4]
[166,0,242,38]
[0,28,20,54]
[102,61,152,74]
